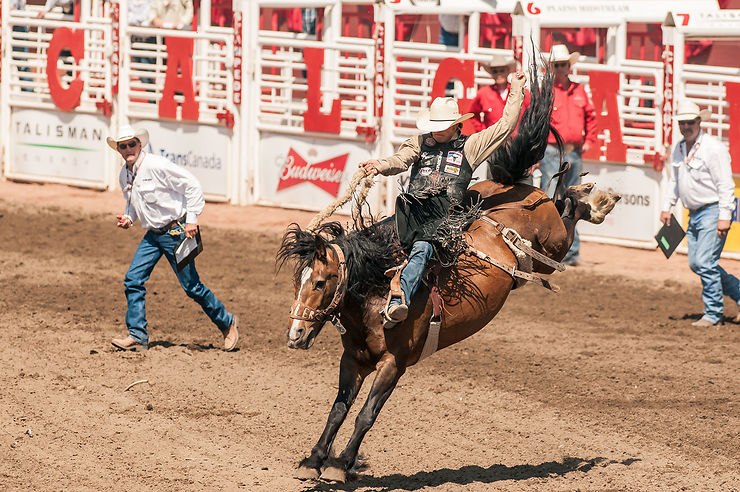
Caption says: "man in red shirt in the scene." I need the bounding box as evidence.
[538,44,597,266]
[469,51,532,182]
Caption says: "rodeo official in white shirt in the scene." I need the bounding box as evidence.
[109,125,239,351]
[660,100,740,327]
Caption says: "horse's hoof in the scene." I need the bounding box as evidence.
[294,465,320,480]
[320,466,347,483]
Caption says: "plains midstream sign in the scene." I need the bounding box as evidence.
[133,120,230,198]
[10,109,108,185]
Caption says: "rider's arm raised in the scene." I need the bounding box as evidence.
[376,135,424,176]
[464,74,526,170]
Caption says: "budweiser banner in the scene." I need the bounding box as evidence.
[258,133,379,212]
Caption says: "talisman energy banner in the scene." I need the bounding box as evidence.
[257,133,377,212]
[10,109,108,185]
[133,120,230,198]
[578,162,662,245]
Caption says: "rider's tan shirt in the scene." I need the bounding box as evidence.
[377,78,526,175]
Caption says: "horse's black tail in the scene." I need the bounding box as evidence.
[488,48,563,185]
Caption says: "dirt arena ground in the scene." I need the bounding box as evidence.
[0,181,738,491]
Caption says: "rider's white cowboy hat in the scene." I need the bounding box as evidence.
[674,100,711,122]
[488,51,516,69]
[548,44,580,66]
[106,125,149,151]
[416,97,474,133]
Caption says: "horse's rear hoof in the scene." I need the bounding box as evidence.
[320,466,347,483]
[294,465,320,480]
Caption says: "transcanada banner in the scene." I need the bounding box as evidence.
[258,133,377,212]
[10,109,108,185]
[134,120,230,198]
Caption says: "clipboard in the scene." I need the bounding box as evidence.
[174,230,203,271]
[655,214,685,259]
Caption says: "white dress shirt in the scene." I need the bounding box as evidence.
[119,151,205,230]
[662,131,736,221]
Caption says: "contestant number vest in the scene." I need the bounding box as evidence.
[407,133,473,204]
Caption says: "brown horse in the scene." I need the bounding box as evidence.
[276,62,621,482]
[277,179,619,482]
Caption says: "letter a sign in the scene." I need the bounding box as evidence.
[159,37,199,120]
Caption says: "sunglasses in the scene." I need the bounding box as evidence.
[117,140,138,150]
[678,120,699,127]
[489,66,509,74]
[553,62,569,68]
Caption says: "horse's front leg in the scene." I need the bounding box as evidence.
[295,353,367,479]
[321,353,405,483]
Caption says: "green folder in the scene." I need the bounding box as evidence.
[655,213,685,259]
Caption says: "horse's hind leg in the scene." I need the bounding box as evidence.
[321,353,405,483]
[296,354,367,479]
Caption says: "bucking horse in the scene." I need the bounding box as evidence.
[276,60,621,483]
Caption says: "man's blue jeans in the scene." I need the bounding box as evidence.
[539,144,582,263]
[391,240,435,307]
[124,227,233,344]
[686,203,740,323]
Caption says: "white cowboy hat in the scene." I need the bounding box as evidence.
[674,100,711,122]
[416,97,474,133]
[488,51,516,69]
[548,44,580,65]
[106,125,149,151]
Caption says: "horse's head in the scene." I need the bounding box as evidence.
[277,223,347,350]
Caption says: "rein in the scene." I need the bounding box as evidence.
[288,243,348,333]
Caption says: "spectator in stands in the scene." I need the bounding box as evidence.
[302,7,317,35]
[660,100,740,327]
[438,14,461,96]
[469,51,532,182]
[129,0,155,86]
[129,0,152,27]
[36,0,74,18]
[538,44,596,266]
[438,14,460,47]
[149,0,193,30]
[109,125,240,352]
[11,0,33,92]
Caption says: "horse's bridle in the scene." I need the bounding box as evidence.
[289,243,347,331]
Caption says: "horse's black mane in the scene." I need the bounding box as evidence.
[277,219,403,301]
[488,52,564,185]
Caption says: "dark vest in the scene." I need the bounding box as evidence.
[407,132,473,204]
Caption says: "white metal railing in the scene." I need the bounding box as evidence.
[5,12,111,114]
[255,32,375,139]
[572,62,663,165]
[123,26,234,124]
[681,65,740,147]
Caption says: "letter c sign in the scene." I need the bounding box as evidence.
[46,28,85,111]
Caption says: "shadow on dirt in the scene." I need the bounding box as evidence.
[300,456,640,491]
[148,341,239,352]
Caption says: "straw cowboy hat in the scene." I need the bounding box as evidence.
[548,44,580,65]
[106,125,149,151]
[488,51,516,69]
[674,100,711,122]
[416,97,474,133]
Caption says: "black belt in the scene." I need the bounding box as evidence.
[689,202,718,214]
[150,216,185,234]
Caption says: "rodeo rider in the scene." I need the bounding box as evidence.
[109,125,239,351]
[361,71,527,329]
